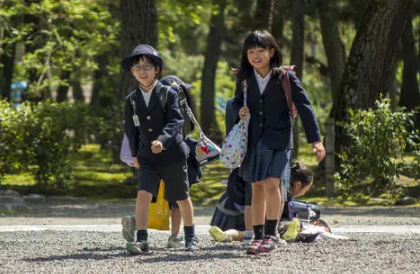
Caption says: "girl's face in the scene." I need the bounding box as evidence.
[247,46,274,72]
[131,57,159,89]
[291,181,313,198]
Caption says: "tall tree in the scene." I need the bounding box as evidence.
[400,12,420,129]
[332,0,413,162]
[56,70,71,102]
[0,44,16,100]
[119,0,158,99]
[319,0,346,116]
[254,0,275,31]
[290,0,305,160]
[200,0,227,143]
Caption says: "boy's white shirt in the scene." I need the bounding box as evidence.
[254,69,272,95]
[139,80,158,107]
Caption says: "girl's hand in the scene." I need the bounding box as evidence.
[133,157,140,169]
[312,141,326,162]
[151,140,163,154]
[239,106,250,120]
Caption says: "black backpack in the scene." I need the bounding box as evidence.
[128,85,195,137]
[157,84,195,137]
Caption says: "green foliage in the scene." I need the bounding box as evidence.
[336,97,420,192]
[157,0,212,52]
[1,0,119,97]
[0,101,93,187]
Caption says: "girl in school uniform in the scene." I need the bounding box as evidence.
[233,30,325,255]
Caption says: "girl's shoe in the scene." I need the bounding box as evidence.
[246,239,262,255]
[258,236,277,253]
[126,241,150,255]
[209,226,231,242]
[282,219,301,242]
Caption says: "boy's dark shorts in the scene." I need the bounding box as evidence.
[137,160,189,202]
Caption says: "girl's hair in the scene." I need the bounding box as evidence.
[235,30,283,83]
[290,162,313,188]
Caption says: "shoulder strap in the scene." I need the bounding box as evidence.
[241,80,248,107]
[279,66,298,120]
[129,89,137,114]
[156,85,171,113]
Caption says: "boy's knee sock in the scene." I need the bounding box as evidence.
[184,225,196,240]
[264,219,278,237]
[136,230,148,242]
[253,225,264,240]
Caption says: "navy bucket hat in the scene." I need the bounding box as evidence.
[121,44,164,72]
[161,75,193,90]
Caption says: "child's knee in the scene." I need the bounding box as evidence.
[136,190,153,204]
[176,197,191,206]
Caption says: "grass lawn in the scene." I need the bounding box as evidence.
[2,142,419,207]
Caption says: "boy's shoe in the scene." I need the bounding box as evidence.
[122,215,136,242]
[282,219,301,242]
[185,237,199,252]
[258,236,277,253]
[246,239,262,255]
[241,237,252,248]
[126,241,150,255]
[168,234,185,248]
[209,226,230,242]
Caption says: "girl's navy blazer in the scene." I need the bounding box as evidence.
[124,81,188,166]
[233,72,321,150]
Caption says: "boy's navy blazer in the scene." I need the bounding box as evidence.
[124,81,188,166]
[233,72,321,150]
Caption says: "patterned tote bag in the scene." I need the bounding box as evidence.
[220,81,250,168]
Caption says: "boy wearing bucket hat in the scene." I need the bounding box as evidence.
[121,75,202,250]
[122,44,198,253]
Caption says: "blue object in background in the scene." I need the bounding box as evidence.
[10,81,27,108]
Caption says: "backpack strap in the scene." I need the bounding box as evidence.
[279,66,298,120]
[156,85,171,113]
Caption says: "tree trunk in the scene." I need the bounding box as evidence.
[90,54,108,108]
[119,0,157,100]
[319,0,346,117]
[200,0,226,144]
[333,0,413,163]
[0,44,16,101]
[254,0,275,32]
[72,78,85,102]
[56,70,71,102]
[399,12,420,130]
[271,0,288,47]
[290,0,305,160]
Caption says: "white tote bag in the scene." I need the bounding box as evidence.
[220,81,250,168]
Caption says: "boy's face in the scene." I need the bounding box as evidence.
[131,57,159,88]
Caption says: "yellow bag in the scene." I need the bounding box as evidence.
[148,180,170,230]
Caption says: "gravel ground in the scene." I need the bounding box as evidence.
[1,200,420,273]
[0,231,419,274]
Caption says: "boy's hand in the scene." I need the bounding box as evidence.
[312,141,326,162]
[133,157,140,168]
[239,106,250,120]
[151,140,163,154]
